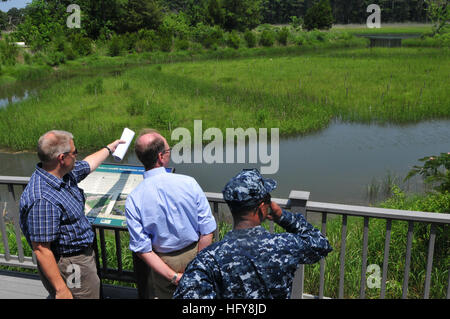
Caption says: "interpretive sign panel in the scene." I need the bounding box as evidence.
[79,163,145,228]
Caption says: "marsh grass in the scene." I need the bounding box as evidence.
[333,25,432,35]
[0,46,448,151]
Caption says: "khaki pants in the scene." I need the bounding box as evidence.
[38,247,100,299]
[152,242,198,299]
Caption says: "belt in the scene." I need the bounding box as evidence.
[55,244,93,259]
[155,241,198,257]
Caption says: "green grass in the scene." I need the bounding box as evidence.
[0,46,448,151]
[331,22,432,33]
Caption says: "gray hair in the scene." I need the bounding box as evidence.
[37,130,74,163]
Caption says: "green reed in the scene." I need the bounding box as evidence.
[0,46,449,152]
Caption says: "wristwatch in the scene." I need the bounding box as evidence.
[170,273,178,284]
[104,146,112,155]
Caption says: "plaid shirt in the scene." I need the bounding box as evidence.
[20,161,94,255]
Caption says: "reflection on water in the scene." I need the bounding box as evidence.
[1,119,449,205]
[0,80,43,109]
[0,90,32,109]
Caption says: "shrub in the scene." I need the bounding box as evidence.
[276,27,290,46]
[0,35,19,66]
[226,31,241,49]
[336,31,353,41]
[404,33,450,48]
[157,27,173,52]
[192,23,224,49]
[290,16,303,30]
[108,35,124,57]
[44,49,66,66]
[296,34,305,46]
[174,38,190,51]
[303,0,334,31]
[64,44,77,61]
[52,35,66,53]
[23,51,33,65]
[405,152,450,193]
[315,31,327,42]
[161,12,191,40]
[30,51,46,65]
[135,29,157,52]
[135,38,156,52]
[259,29,275,47]
[70,34,92,56]
[121,33,140,52]
[244,29,257,48]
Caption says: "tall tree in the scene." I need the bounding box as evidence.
[118,0,163,33]
[221,0,263,31]
[0,10,7,30]
[425,0,449,35]
[303,0,334,30]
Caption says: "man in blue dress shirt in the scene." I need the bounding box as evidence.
[174,169,333,299]
[125,129,217,299]
[20,130,124,299]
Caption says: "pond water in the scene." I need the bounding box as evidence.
[0,83,36,109]
[1,119,449,205]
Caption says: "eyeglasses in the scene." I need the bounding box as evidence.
[63,148,78,157]
[161,148,172,154]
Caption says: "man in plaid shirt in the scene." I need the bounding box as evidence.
[20,130,124,299]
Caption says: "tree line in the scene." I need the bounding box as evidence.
[0,0,433,35]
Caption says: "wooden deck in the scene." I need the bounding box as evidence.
[0,270,138,299]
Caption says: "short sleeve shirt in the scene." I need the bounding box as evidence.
[19,161,94,255]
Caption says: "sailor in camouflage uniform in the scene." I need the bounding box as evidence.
[173,169,333,299]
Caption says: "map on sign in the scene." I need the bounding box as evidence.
[79,163,175,228]
[78,163,145,228]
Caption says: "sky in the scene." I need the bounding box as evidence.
[0,0,29,12]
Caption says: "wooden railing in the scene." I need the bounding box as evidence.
[1,176,449,299]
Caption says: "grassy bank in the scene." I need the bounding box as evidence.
[333,24,432,35]
[0,45,449,151]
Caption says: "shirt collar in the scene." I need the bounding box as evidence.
[224,226,267,240]
[35,163,66,189]
[143,167,167,179]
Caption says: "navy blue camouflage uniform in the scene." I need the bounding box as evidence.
[173,169,333,299]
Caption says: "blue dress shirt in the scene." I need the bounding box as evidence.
[19,161,94,255]
[125,167,217,254]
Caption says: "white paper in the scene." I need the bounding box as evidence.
[112,128,135,161]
